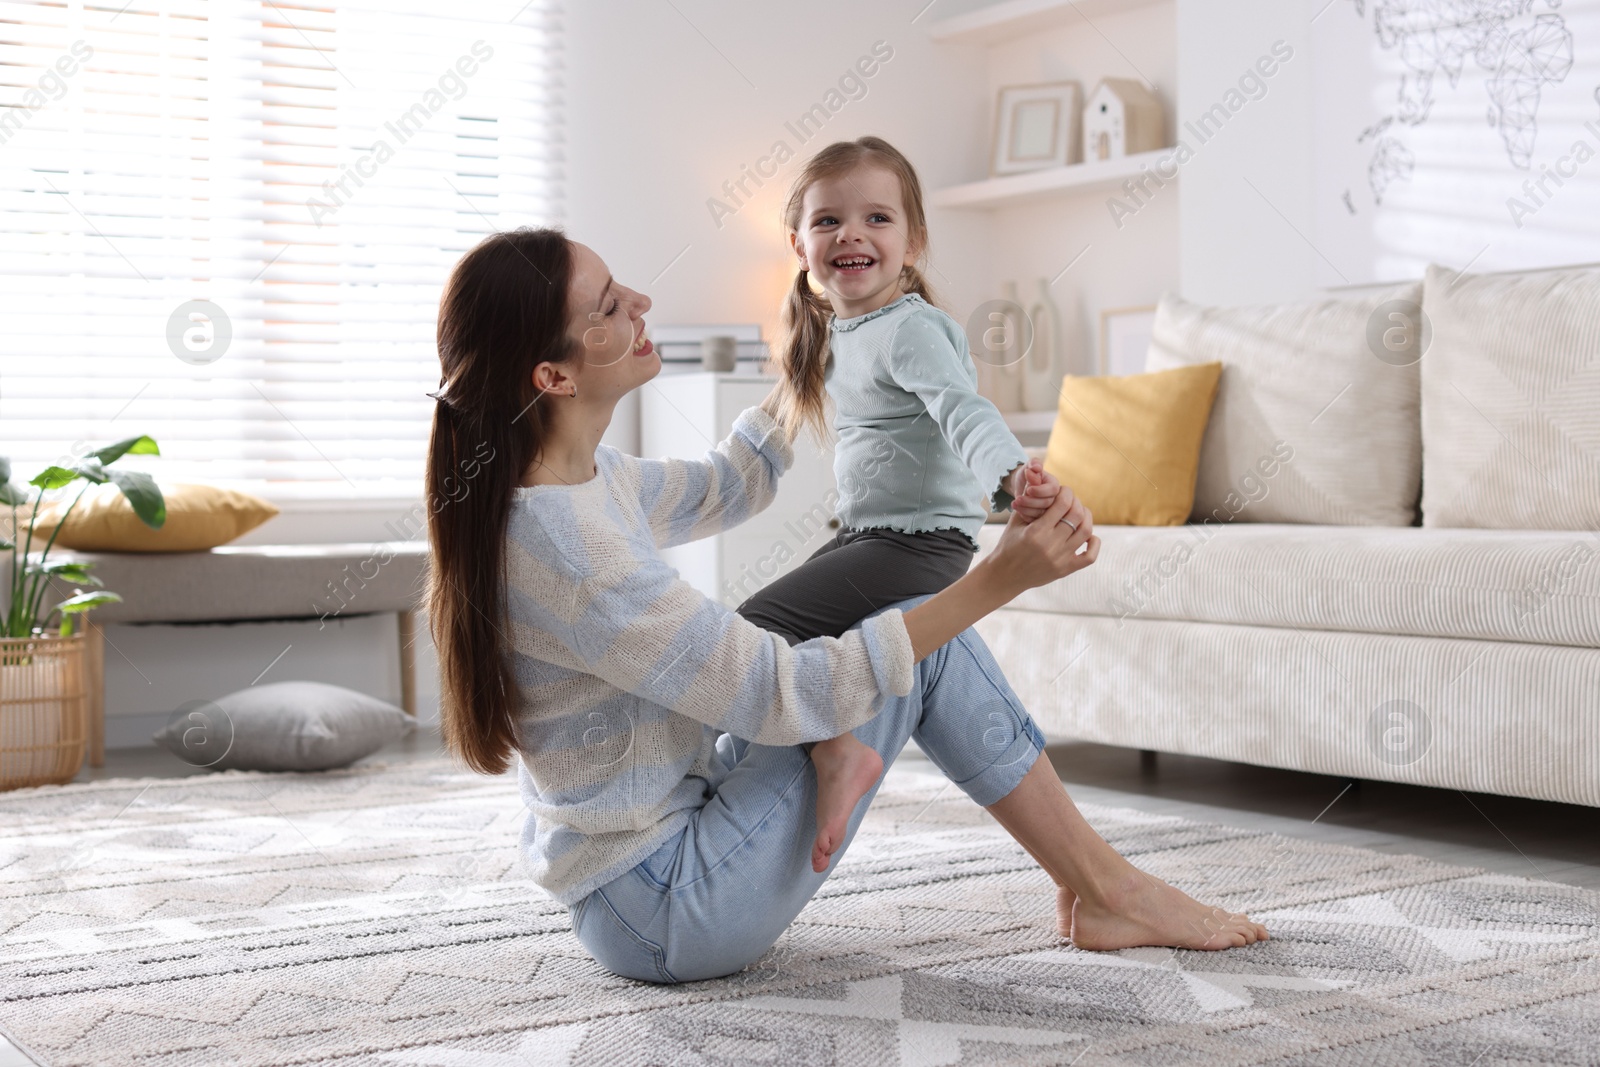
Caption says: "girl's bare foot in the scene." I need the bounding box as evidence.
[809,733,883,873]
[1070,869,1268,951]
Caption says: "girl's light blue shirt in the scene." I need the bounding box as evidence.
[825,292,1029,542]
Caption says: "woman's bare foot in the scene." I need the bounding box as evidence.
[809,733,883,873]
[1055,885,1077,940]
[1070,869,1269,951]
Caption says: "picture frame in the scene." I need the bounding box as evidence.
[1098,304,1157,377]
[991,82,1082,176]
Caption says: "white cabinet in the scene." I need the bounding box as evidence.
[640,372,837,609]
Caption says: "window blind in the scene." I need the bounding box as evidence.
[0,0,562,502]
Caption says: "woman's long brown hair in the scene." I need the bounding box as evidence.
[427,227,574,776]
[776,136,938,443]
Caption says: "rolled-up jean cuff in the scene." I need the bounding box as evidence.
[959,716,1046,808]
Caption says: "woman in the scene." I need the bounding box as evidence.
[425,227,1266,984]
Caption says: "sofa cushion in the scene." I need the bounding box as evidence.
[32,482,279,552]
[974,522,1599,648]
[1420,262,1600,529]
[1042,362,1222,525]
[1143,285,1423,526]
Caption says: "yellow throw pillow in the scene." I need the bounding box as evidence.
[32,482,279,552]
[1043,363,1223,526]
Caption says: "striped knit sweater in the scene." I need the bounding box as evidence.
[506,405,917,905]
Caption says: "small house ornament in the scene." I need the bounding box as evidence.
[1083,77,1165,161]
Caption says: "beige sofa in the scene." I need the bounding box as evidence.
[975,262,1600,807]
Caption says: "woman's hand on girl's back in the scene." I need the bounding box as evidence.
[986,484,1098,597]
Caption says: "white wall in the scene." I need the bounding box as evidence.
[974,1,1180,375]
[1176,0,1319,306]
[563,0,993,363]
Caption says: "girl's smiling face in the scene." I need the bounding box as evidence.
[790,164,922,319]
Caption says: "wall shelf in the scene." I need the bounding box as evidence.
[929,148,1175,210]
[925,0,1170,46]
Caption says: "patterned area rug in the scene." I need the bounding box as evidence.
[1,758,1596,1067]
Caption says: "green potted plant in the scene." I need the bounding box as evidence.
[1,437,166,788]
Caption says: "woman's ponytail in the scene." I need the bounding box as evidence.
[427,227,573,777]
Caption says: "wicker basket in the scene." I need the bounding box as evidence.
[1,633,87,790]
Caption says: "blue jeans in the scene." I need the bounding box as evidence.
[568,599,1047,984]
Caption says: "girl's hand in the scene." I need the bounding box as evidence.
[902,478,1098,661]
[982,484,1098,599]
[1010,459,1062,524]
[1003,461,1029,504]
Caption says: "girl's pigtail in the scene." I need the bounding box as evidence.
[776,268,834,444]
[901,264,939,310]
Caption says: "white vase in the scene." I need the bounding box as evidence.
[986,281,1026,413]
[1022,279,1061,412]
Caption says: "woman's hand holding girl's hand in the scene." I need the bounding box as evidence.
[984,480,1098,599]
[1009,458,1062,523]
[902,474,1097,662]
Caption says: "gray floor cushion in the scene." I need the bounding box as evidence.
[152,680,414,771]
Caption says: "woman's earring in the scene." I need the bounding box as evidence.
[569,385,578,398]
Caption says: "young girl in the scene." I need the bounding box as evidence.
[737,136,1069,873]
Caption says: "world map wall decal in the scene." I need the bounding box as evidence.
[1313,0,1600,286]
